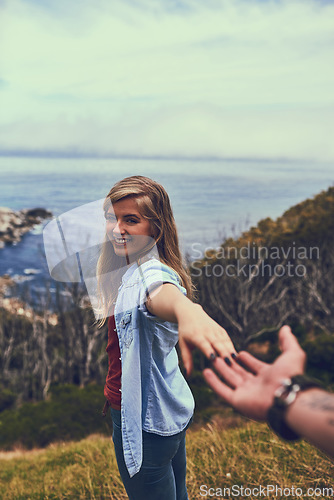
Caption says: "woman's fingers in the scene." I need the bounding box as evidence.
[178,338,194,376]
[210,327,237,360]
[178,316,237,374]
[195,336,222,361]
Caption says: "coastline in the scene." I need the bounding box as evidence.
[0,207,52,249]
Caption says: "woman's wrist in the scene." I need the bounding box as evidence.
[174,298,202,323]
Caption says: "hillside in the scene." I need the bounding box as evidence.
[191,185,334,357]
[0,421,333,500]
[221,185,334,249]
[0,186,333,447]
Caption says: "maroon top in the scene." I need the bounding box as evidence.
[104,315,122,410]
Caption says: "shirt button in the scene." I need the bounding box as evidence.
[114,328,117,332]
[119,389,122,392]
[119,357,121,361]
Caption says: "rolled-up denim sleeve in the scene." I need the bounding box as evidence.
[138,259,186,318]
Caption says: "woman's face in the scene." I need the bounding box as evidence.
[105,197,153,259]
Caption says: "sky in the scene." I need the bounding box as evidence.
[1,0,334,161]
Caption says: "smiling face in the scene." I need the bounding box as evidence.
[105,197,153,260]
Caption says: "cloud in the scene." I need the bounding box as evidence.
[1,0,334,160]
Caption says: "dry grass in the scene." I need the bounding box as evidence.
[0,420,333,500]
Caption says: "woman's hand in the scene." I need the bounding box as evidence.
[176,302,236,376]
[146,283,236,376]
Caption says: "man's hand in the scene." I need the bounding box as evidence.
[203,326,306,420]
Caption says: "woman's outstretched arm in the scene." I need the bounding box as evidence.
[145,283,236,376]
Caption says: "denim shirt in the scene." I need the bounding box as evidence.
[114,257,195,478]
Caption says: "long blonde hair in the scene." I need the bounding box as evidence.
[96,176,193,324]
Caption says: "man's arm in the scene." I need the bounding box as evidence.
[285,388,334,458]
[203,326,334,459]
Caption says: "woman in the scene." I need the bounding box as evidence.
[97,176,235,500]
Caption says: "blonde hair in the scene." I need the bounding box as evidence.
[96,175,194,324]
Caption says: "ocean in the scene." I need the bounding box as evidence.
[0,156,333,301]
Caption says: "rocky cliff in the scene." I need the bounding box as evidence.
[0,207,52,248]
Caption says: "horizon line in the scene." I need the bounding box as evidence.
[0,149,320,164]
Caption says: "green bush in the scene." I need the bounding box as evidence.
[0,385,16,412]
[302,334,334,386]
[0,384,111,450]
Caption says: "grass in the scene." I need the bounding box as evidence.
[0,416,333,500]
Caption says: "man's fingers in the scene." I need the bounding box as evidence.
[278,325,307,367]
[279,325,302,353]
[203,368,235,403]
[211,357,244,388]
[236,351,267,374]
